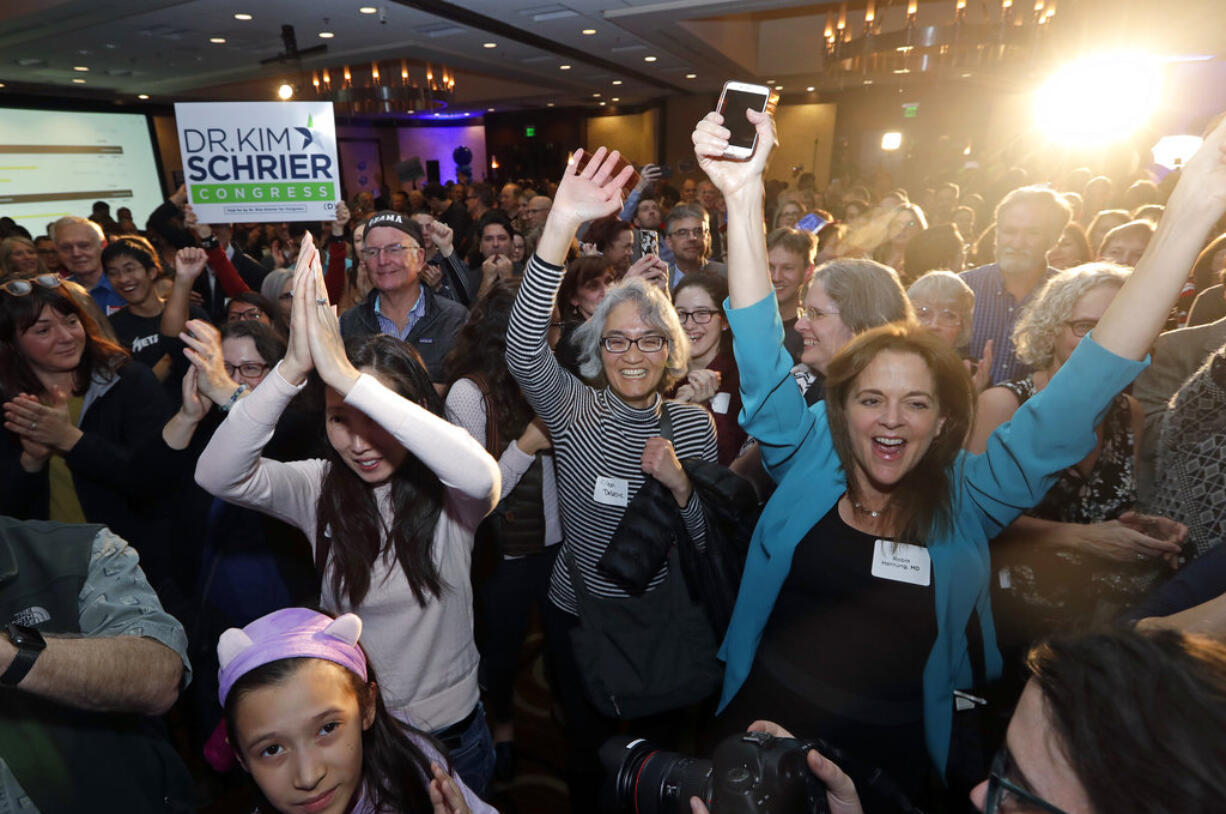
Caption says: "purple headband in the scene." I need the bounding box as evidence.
[217,608,368,706]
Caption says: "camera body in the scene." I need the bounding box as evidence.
[600,731,828,814]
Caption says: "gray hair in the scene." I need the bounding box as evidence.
[50,216,104,245]
[1012,262,1128,371]
[572,277,689,389]
[907,270,975,347]
[260,268,294,303]
[810,258,914,333]
[664,203,709,232]
[994,186,1071,246]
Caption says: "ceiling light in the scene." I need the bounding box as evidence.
[359,6,378,13]
[138,93,149,99]
[547,102,555,107]
[209,37,226,44]
[319,31,334,38]
[73,66,89,72]
[72,78,86,84]
[644,55,657,62]
[0,83,6,88]
[766,79,775,85]
[487,107,495,111]
[611,97,620,102]
[559,64,571,70]
[582,28,596,35]
[483,42,496,48]
[776,85,783,90]
[277,83,294,100]
[864,79,874,85]
[881,131,902,151]
[599,101,606,106]
[612,80,623,85]
[234,13,252,21]
[806,86,815,92]
[592,92,601,97]
[685,73,696,79]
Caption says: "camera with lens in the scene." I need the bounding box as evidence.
[600,731,829,814]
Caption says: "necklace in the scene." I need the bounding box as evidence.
[849,495,885,518]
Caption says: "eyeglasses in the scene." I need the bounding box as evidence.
[601,334,667,353]
[983,747,1071,814]
[360,244,423,261]
[797,305,840,322]
[915,305,963,328]
[667,227,708,239]
[0,274,62,296]
[228,309,266,322]
[676,308,719,325]
[1064,319,1097,338]
[225,361,270,379]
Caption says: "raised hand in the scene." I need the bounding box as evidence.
[428,219,455,256]
[692,108,776,199]
[179,365,213,423]
[183,204,212,240]
[685,368,722,405]
[174,246,208,281]
[179,319,239,403]
[329,201,351,237]
[636,163,663,192]
[969,339,994,393]
[553,147,636,228]
[279,237,318,385]
[1171,112,1226,211]
[304,233,360,395]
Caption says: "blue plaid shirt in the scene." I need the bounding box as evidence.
[960,263,1060,385]
[373,289,426,341]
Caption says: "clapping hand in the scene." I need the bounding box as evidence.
[179,319,239,403]
[674,368,721,405]
[692,108,777,199]
[300,230,361,395]
[3,387,82,460]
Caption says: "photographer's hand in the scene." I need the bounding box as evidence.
[735,721,866,814]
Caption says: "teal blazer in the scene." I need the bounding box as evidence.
[720,292,1147,777]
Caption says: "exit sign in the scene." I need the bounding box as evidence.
[525,126,536,137]
[902,103,919,119]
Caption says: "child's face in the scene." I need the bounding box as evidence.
[233,660,373,814]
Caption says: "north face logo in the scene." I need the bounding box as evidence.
[9,607,50,627]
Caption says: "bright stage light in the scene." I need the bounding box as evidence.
[881,131,902,151]
[1152,135,1203,170]
[1034,53,1162,146]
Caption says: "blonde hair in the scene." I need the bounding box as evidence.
[1012,263,1129,371]
[907,270,975,347]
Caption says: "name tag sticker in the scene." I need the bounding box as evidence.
[871,539,931,586]
[710,392,732,415]
[593,475,630,507]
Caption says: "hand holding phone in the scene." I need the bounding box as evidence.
[715,81,773,159]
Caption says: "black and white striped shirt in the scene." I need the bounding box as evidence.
[507,254,718,614]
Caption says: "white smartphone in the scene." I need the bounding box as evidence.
[716,81,772,159]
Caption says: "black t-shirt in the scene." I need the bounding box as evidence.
[783,317,804,363]
[760,503,937,718]
[108,305,209,401]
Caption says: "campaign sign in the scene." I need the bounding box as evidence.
[175,101,340,222]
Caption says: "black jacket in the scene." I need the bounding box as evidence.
[336,284,468,382]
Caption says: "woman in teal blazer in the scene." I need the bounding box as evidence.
[691,106,1226,793]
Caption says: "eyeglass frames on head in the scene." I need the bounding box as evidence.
[0,274,62,296]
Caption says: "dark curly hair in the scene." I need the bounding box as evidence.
[444,279,534,446]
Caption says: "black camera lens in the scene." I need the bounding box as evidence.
[600,736,714,814]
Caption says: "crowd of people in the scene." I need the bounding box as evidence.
[2,100,1226,814]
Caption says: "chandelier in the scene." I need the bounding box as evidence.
[310,60,457,116]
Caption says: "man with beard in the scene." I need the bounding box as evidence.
[961,187,1070,384]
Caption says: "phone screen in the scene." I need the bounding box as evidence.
[719,88,770,150]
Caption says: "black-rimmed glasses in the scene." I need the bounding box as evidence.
[983,747,1071,814]
[0,274,62,296]
[225,361,270,379]
[1064,319,1097,338]
[676,308,719,325]
[601,335,667,353]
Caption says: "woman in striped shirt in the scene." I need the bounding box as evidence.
[505,148,717,812]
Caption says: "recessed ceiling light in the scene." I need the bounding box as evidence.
[611,97,620,102]
[766,79,775,84]
[209,37,226,44]
[277,83,294,100]
[599,101,606,106]
[234,13,252,21]
[592,92,601,97]
[961,72,972,78]
[0,83,6,88]
[582,28,596,35]
[359,6,378,13]
[546,102,555,107]
[73,66,89,72]
[643,55,657,62]
[319,31,334,38]
[138,93,149,99]
[487,107,495,112]
[483,42,496,48]
[559,64,571,70]
[776,85,784,90]
[685,73,696,79]
[72,78,86,84]
[807,86,815,92]
[611,80,623,85]
[864,79,874,85]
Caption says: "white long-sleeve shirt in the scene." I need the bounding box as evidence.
[196,364,499,730]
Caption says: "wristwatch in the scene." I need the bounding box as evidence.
[1,624,46,686]
[200,234,220,250]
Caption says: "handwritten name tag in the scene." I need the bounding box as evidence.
[870,539,931,586]
[593,475,629,507]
